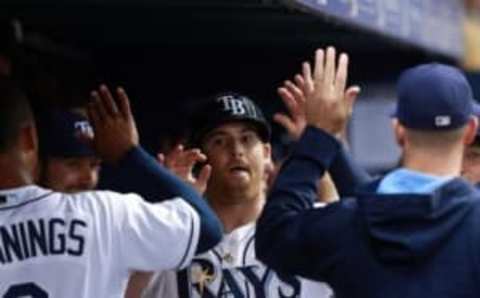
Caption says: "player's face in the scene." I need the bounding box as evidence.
[202,122,270,198]
[43,156,101,193]
[462,145,480,185]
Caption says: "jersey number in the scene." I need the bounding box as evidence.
[3,282,48,298]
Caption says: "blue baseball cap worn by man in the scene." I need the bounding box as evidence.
[37,109,101,193]
[256,63,480,298]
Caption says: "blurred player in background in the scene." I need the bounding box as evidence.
[36,108,101,192]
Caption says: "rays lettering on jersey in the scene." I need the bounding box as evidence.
[178,258,301,298]
[0,218,87,265]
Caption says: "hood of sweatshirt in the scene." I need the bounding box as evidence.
[356,177,477,264]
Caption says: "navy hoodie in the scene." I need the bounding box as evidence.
[256,126,480,298]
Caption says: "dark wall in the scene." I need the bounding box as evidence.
[1,2,455,154]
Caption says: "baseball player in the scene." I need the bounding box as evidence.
[36,108,100,192]
[256,47,480,298]
[273,57,480,195]
[138,92,333,298]
[0,80,222,297]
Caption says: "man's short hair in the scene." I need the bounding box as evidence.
[0,77,33,152]
[405,126,467,149]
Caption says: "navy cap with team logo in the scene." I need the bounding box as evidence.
[37,109,95,158]
[190,92,271,146]
[394,63,476,130]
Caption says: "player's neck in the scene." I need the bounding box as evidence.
[207,190,265,233]
[0,157,34,189]
[402,149,463,177]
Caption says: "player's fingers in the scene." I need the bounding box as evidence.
[313,49,325,83]
[94,89,110,121]
[89,90,105,122]
[278,87,299,115]
[285,80,304,104]
[117,87,132,120]
[294,74,306,98]
[99,85,120,117]
[335,53,349,95]
[196,164,212,194]
[273,113,297,135]
[324,47,336,87]
[165,144,183,168]
[302,62,314,94]
[182,150,206,168]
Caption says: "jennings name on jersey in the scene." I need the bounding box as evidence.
[0,215,87,264]
[143,223,333,298]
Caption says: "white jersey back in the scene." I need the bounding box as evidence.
[0,185,200,298]
[142,223,333,298]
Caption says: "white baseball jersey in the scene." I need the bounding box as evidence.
[0,185,200,298]
[142,223,333,298]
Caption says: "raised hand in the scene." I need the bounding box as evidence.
[304,47,360,136]
[88,85,139,164]
[274,75,308,141]
[157,144,211,195]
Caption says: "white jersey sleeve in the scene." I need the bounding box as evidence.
[105,192,201,271]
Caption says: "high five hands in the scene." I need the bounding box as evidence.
[274,47,360,140]
[157,145,211,195]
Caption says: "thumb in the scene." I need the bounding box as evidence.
[273,114,298,138]
[196,164,212,195]
[345,85,361,113]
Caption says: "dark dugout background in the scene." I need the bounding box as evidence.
[0,0,462,175]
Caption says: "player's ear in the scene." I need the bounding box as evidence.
[392,118,406,147]
[463,116,479,146]
[262,143,271,159]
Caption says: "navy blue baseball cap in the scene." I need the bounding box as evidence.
[394,63,476,130]
[37,109,95,158]
[189,92,271,147]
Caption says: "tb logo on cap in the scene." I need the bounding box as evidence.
[74,121,94,139]
[217,95,258,117]
[435,116,451,127]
